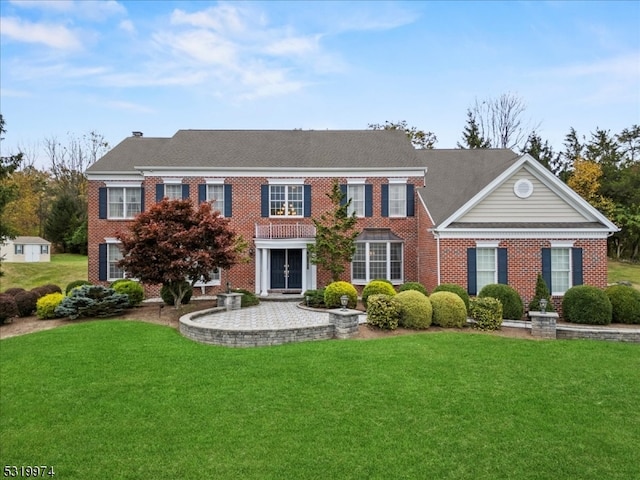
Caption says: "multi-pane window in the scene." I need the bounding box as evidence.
[551,248,571,294]
[352,242,403,284]
[388,184,406,217]
[164,184,182,200]
[40,245,49,254]
[476,248,496,292]
[206,184,225,216]
[347,184,365,217]
[270,185,303,216]
[108,244,125,280]
[108,187,142,219]
[14,244,23,255]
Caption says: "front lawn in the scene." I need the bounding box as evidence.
[1,321,638,479]
[0,254,87,291]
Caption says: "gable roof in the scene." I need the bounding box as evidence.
[86,129,423,173]
[4,236,50,245]
[416,149,520,225]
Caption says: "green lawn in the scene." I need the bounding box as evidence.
[1,321,638,479]
[608,259,640,290]
[0,254,87,291]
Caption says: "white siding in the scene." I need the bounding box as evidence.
[459,166,589,223]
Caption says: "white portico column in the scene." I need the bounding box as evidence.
[260,248,269,297]
[301,248,308,293]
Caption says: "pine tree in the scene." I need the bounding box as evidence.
[457,109,490,149]
[528,274,554,312]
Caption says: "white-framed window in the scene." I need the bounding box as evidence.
[193,268,222,287]
[270,185,303,217]
[14,244,23,255]
[476,247,497,293]
[108,187,142,219]
[164,184,182,200]
[388,184,407,217]
[108,243,125,280]
[352,242,403,284]
[206,184,225,216]
[40,245,49,254]
[347,184,365,217]
[551,248,571,294]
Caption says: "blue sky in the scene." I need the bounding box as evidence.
[1,0,638,167]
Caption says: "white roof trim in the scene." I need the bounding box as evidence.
[437,154,618,232]
[433,228,612,239]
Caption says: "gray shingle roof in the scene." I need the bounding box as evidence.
[86,129,423,172]
[416,149,521,225]
[9,236,50,245]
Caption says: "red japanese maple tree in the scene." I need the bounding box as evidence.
[117,198,242,307]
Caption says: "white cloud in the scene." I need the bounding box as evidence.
[154,29,237,66]
[170,4,251,35]
[103,99,155,114]
[119,19,135,34]
[264,35,320,56]
[10,0,127,21]
[0,16,82,50]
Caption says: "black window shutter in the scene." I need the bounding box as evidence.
[155,184,164,202]
[198,184,206,205]
[381,184,389,217]
[497,248,508,284]
[304,185,311,217]
[365,184,373,217]
[261,185,269,217]
[406,183,415,217]
[224,185,232,217]
[467,248,477,295]
[182,184,190,199]
[140,187,145,212]
[572,248,583,286]
[340,184,347,207]
[99,244,107,281]
[542,248,552,292]
[98,187,107,219]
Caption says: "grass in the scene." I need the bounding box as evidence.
[608,259,640,290]
[1,321,639,479]
[0,254,87,291]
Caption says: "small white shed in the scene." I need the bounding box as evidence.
[0,236,52,262]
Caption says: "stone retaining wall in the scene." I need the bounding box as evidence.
[556,325,640,342]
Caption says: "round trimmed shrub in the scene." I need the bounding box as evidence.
[562,285,612,325]
[605,285,640,324]
[3,287,26,297]
[372,279,393,285]
[362,280,396,308]
[14,290,38,317]
[303,289,326,308]
[36,292,65,320]
[478,284,524,320]
[395,290,432,329]
[0,294,19,324]
[40,284,62,295]
[160,281,193,306]
[432,283,469,312]
[398,281,428,296]
[470,297,503,331]
[112,280,144,307]
[366,294,401,330]
[66,280,91,295]
[234,289,260,308]
[430,291,467,328]
[324,281,358,309]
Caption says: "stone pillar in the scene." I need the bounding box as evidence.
[329,308,360,339]
[217,293,242,311]
[530,311,558,339]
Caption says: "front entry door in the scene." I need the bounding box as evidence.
[270,249,302,290]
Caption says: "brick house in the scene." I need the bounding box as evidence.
[86,130,617,309]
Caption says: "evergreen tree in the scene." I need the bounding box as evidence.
[457,109,490,149]
[44,193,83,253]
[521,131,557,171]
[528,274,554,312]
[307,181,359,282]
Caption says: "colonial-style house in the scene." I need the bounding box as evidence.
[86,130,617,309]
[0,236,51,263]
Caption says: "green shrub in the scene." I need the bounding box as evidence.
[36,293,65,320]
[160,281,193,306]
[303,289,326,308]
[398,281,428,296]
[362,280,396,308]
[66,280,91,295]
[112,280,145,307]
[605,285,640,324]
[372,279,393,285]
[234,288,260,308]
[55,285,129,320]
[478,284,524,320]
[324,281,358,309]
[562,285,612,325]
[14,290,38,317]
[528,274,554,313]
[3,287,25,297]
[470,297,503,331]
[430,291,467,328]
[366,294,401,330]
[432,283,469,312]
[395,290,432,329]
[0,294,19,324]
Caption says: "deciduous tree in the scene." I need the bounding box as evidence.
[368,120,437,149]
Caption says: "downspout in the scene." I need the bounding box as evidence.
[436,232,441,286]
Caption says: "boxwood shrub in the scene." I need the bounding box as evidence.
[362,280,396,308]
[111,279,145,307]
[395,290,432,329]
[430,291,467,328]
[303,289,326,308]
[562,285,612,325]
[366,294,401,330]
[324,281,358,309]
[234,288,260,307]
[478,284,524,320]
[3,287,26,297]
[36,292,65,320]
[605,285,640,324]
[432,283,469,312]
[397,281,428,296]
[470,297,503,331]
